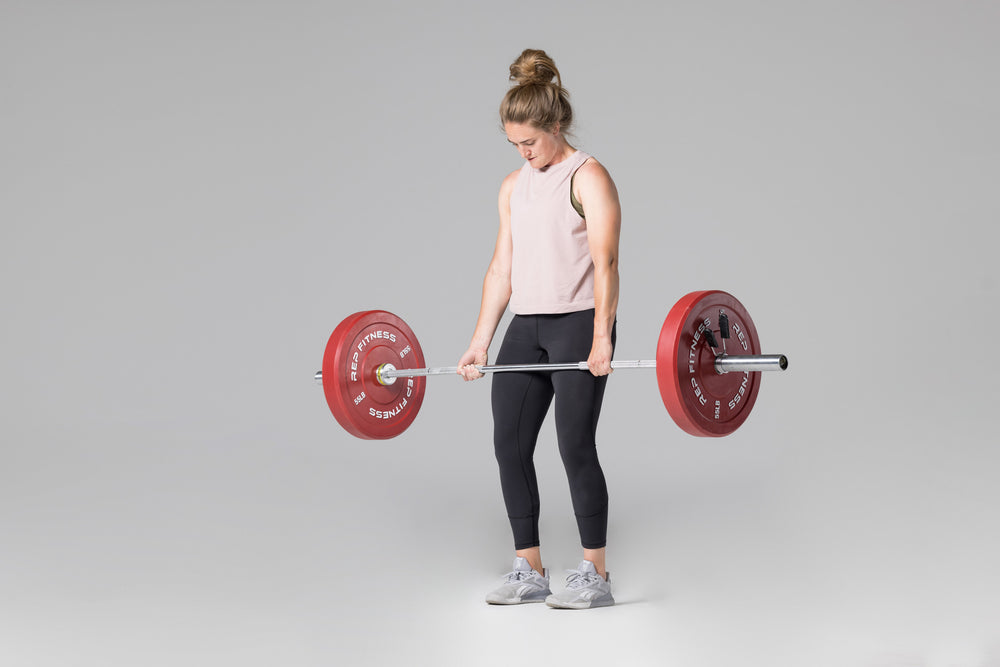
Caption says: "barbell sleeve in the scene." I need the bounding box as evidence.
[713,354,787,373]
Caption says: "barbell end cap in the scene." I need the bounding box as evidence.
[376,363,398,386]
[779,355,788,370]
[314,371,323,385]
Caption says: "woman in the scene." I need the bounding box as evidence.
[457,49,622,610]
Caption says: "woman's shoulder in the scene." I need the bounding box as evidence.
[575,153,608,173]
[499,166,522,197]
[573,155,615,189]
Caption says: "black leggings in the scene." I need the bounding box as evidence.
[490,309,616,550]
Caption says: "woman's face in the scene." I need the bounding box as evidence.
[504,122,565,169]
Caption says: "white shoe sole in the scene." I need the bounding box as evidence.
[486,597,548,605]
[545,595,615,609]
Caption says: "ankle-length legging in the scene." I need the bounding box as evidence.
[490,309,615,550]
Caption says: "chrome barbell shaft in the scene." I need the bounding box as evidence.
[388,359,657,378]
[313,354,787,386]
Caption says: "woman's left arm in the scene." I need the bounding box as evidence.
[574,159,622,376]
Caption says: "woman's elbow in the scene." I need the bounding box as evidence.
[594,253,618,272]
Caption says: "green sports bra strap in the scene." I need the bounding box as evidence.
[569,161,588,218]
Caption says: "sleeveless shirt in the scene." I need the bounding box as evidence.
[509,150,595,315]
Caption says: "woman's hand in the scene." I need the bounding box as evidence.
[457,347,489,381]
[587,335,613,376]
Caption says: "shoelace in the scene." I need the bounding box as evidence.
[503,570,536,584]
[564,568,602,589]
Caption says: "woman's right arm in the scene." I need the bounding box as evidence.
[457,170,518,381]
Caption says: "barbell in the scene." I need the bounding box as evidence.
[316,290,788,439]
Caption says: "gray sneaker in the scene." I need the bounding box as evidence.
[485,557,551,605]
[545,560,615,609]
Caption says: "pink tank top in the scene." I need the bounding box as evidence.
[509,150,595,315]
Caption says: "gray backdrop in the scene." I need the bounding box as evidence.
[3,1,998,666]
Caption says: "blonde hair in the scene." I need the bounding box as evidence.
[499,49,573,133]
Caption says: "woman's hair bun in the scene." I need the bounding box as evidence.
[500,48,572,132]
[509,49,562,88]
